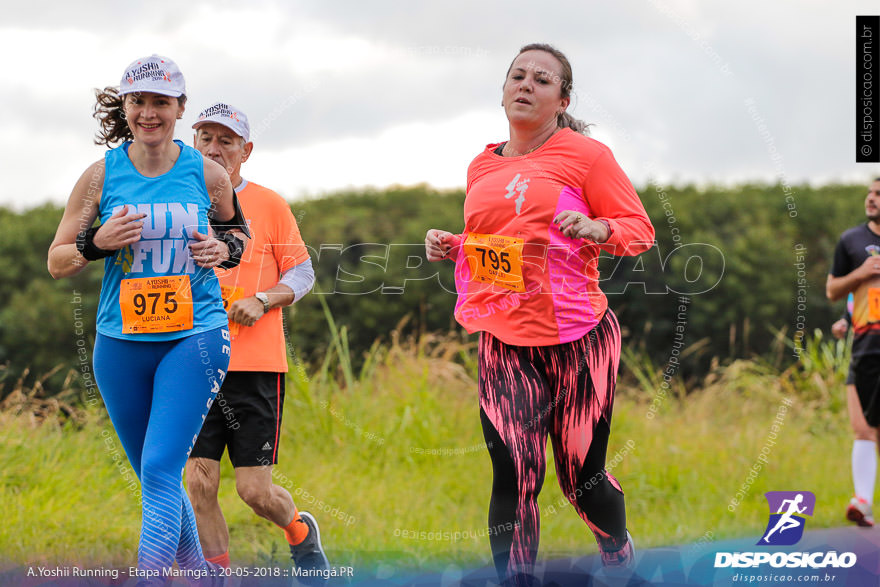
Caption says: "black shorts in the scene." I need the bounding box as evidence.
[190,371,285,467]
[847,363,856,386]
[852,355,880,427]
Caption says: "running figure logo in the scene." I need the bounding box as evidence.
[504,173,530,215]
[758,491,815,546]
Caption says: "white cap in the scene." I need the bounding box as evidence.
[192,102,250,142]
[119,54,186,97]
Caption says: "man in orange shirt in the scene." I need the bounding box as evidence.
[185,102,327,579]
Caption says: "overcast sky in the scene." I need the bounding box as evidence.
[2,0,877,209]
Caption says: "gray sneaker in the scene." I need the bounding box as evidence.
[289,512,330,584]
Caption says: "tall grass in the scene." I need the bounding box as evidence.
[0,325,855,572]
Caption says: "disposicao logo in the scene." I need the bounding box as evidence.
[759,491,814,546]
[714,491,857,570]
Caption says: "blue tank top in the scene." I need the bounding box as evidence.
[95,140,227,341]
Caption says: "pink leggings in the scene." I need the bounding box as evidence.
[479,310,627,585]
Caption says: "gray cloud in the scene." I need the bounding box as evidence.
[2,0,878,207]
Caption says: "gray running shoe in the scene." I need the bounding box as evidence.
[289,512,330,584]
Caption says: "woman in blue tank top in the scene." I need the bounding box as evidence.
[48,54,246,582]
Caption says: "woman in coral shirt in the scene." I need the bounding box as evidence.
[426,43,654,586]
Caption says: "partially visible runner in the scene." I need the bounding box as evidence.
[827,178,880,528]
[425,43,654,586]
[184,103,328,579]
[48,55,247,581]
[831,294,877,526]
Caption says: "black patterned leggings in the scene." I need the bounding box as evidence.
[478,310,627,585]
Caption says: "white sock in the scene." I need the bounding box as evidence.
[852,439,877,503]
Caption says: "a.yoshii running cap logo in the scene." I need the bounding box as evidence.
[119,54,185,98]
[192,102,250,142]
[758,491,815,546]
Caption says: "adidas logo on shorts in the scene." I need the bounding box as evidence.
[262,442,272,451]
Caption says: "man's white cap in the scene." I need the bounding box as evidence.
[119,54,186,97]
[192,102,250,142]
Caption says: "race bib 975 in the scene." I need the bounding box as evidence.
[119,275,193,334]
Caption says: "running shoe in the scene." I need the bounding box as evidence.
[600,530,636,569]
[290,512,330,584]
[846,496,874,527]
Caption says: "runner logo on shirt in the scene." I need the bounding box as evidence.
[504,173,530,215]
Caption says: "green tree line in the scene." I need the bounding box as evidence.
[0,182,864,399]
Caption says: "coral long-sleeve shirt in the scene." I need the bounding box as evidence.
[452,129,655,346]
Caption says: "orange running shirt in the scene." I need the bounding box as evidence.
[216,180,310,372]
[453,129,655,346]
